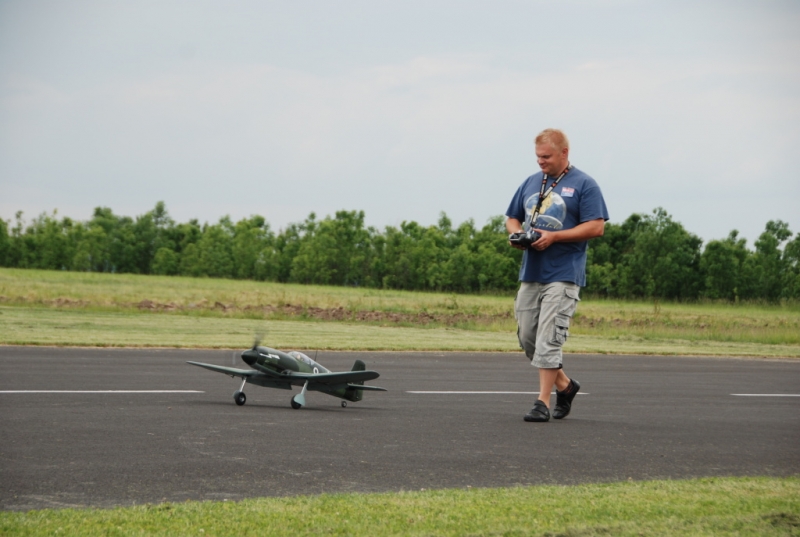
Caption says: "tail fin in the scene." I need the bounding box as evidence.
[345,360,367,402]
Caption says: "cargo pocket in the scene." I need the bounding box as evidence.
[552,314,570,346]
[550,286,580,347]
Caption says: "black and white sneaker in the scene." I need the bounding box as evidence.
[552,379,581,420]
[524,400,550,422]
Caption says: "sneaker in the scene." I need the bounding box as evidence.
[524,400,550,422]
[552,379,580,420]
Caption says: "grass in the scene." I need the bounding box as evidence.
[1,477,798,536]
[1,268,799,355]
[0,306,516,351]
[573,300,800,346]
[0,268,513,319]
[3,306,800,357]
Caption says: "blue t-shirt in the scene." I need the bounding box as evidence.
[505,166,609,286]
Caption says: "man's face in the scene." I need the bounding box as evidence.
[535,142,569,176]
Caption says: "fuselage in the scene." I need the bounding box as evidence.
[240,346,330,375]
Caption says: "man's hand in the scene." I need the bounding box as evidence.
[508,237,528,250]
[530,219,605,251]
[531,229,554,251]
[506,218,529,250]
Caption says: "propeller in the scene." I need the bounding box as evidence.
[252,328,266,350]
[240,328,266,367]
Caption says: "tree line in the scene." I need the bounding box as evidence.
[1,202,798,301]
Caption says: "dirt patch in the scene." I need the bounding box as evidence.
[134,299,512,326]
[0,296,92,308]
[6,295,512,327]
[137,299,179,311]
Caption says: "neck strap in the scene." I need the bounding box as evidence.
[530,164,572,227]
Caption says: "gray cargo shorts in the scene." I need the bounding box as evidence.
[514,281,581,369]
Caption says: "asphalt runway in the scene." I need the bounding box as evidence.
[1,346,798,511]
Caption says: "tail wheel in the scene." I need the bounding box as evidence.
[341,401,347,408]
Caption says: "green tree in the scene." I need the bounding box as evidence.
[472,216,521,292]
[745,220,792,302]
[71,223,110,272]
[290,210,375,286]
[585,215,644,297]
[699,231,750,301]
[438,218,476,292]
[782,233,800,299]
[151,247,179,275]
[11,211,76,270]
[179,243,202,277]
[8,202,800,300]
[129,201,177,275]
[195,217,235,278]
[381,220,445,290]
[232,215,277,280]
[175,219,204,277]
[110,216,140,273]
[76,207,123,272]
[0,217,9,266]
[616,208,702,299]
[275,221,305,283]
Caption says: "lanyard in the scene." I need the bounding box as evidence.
[530,164,572,226]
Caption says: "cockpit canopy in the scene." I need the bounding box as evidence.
[287,351,330,373]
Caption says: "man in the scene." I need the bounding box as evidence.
[505,129,608,422]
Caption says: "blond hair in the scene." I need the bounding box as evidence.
[535,129,570,152]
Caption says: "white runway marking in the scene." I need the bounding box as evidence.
[407,391,588,395]
[731,394,800,397]
[0,390,204,394]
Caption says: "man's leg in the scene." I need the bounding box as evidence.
[527,282,580,420]
[539,368,571,409]
[517,282,552,422]
[514,282,541,361]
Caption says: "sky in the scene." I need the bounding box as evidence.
[1,0,798,247]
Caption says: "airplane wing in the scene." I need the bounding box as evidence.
[188,362,385,390]
[186,361,259,378]
[290,370,381,385]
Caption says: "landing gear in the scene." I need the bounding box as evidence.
[341,401,347,408]
[233,378,247,406]
[290,380,309,409]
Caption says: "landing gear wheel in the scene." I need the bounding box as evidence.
[341,401,347,408]
[234,391,246,406]
[290,398,302,410]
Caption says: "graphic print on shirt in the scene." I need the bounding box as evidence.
[523,192,567,232]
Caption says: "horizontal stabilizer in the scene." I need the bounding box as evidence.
[347,384,387,392]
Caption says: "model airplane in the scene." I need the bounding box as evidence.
[187,340,386,409]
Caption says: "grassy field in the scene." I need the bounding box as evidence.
[2,477,798,536]
[4,306,800,357]
[1,268,799,355]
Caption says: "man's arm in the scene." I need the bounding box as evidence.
[531,218,605,251]
[505,217,527,250]
[506,217,524,234]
